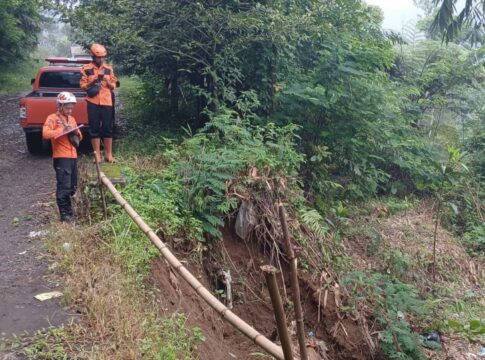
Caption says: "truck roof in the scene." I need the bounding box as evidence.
[44,57,91,67]
[37,58,91,74]
[39,65,85,72]
[39,65,81,72]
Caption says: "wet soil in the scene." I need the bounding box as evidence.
[0,94,70,338]
[149,228,283,360]
[149,226,345,360]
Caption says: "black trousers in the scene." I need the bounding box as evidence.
[87,101,114,138]
[53,158,77,219]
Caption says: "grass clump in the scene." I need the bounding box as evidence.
[35,222,204,359]
[343,272,428,360]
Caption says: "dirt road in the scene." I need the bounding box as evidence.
[0,94,70,337]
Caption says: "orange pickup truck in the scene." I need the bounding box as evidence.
[19,57,90,153]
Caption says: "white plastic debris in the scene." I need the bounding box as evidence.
[219,270,233,309]
[29,230,48,239]
[62,242,71,252]
[34,291,63,301]
[235,201,257,240]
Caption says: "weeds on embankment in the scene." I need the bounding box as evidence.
[0,171,204,360]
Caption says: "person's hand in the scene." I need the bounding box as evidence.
[103,78,114,89]
[64,124,73,132]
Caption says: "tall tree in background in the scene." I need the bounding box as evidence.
[67,0,312,118]
[67,0,432,201]
[67,0,386,119]
[0,0,43,66]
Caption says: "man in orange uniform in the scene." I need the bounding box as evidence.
[43,92,83,222]
[80,43,117,163]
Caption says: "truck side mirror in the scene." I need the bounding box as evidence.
[116,80,120,88]
[31,78,35,85]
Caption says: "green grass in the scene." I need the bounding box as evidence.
[99,162,125,185]
[31,215,204,359]
[117,75,141,98]
[0,59,41,95]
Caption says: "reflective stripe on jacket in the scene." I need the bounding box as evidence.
[42,112,83,159]
[80,63,117,106]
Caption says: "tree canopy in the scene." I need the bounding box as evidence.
[432,0,485,43]
[66,0,485,204]
[0,0,43,66]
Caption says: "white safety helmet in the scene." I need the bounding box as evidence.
[57,91,77,104]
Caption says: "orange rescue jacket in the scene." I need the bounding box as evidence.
[42,112,83,159]
[80,62,117,106]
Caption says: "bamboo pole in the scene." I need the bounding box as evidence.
[99,172,284,360]
[93,152,108,220]
[261,265,295,360]
[278,203,308,360]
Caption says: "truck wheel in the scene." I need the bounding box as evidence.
[25,132,43,153]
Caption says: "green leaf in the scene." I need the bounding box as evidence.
[337,65,366,76]
[447,320,464,329]
[469,320,481,330]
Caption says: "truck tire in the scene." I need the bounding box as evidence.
[25,132,43,153]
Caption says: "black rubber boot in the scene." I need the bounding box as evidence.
[60,214,74,223]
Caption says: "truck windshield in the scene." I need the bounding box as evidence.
[39,71,81,88]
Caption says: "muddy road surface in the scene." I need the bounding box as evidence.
[0,94,71,337]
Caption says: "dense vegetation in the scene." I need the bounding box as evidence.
[0,0,42,66]
[64,0,485,358]
[0,0,45,93]
[67,0,485,230]
[3,0,484,358]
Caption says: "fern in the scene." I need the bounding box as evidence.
[163,107,304,240]
[299,208,330,239]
